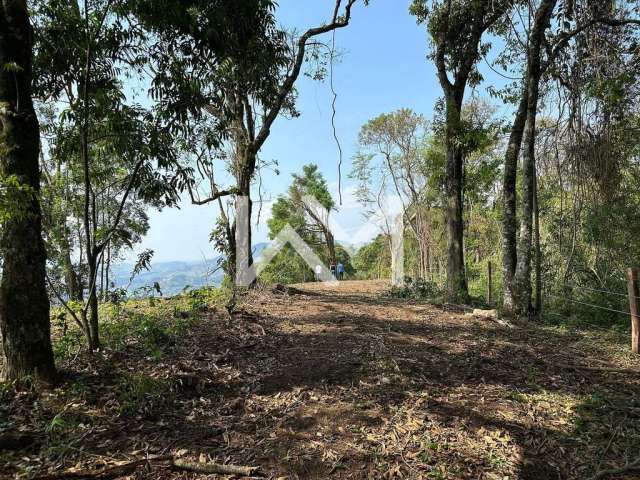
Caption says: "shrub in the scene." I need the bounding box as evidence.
[389,278,443,300]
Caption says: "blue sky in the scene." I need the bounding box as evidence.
[136,0,509,263]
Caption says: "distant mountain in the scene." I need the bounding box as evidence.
[112,243,268,296]
[110,258,224,296]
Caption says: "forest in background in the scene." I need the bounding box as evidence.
[0,0,638,381]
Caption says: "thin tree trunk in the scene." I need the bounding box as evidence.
[323,227,336,267]
[76,220,85,301]
[99,204,105,299]
[533,171,542,316]
[62,237,81,301]
[79,0,100,350]
[0,0,56,383]
[104,241,110,301]
[86,253,100,350]
[514,0,556,318]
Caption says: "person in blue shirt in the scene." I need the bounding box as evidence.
[337,262,345,280]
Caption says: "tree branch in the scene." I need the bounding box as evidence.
[253,0,358,152]
[45,274,85,334]
[95,159,144,254]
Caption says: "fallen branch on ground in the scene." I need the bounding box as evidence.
[34,455,259,479]
[33,455,172,479]
[587,457,640,480]
[550,361,640,375]
[172,458,259,476]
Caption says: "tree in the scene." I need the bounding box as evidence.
[352,235,391,279]
[411,0,510,300]
[140,0,361,287]
[353,109,439,281]
[33,0,177,350]
[262,164,342,284]
[498,0,640,317]
[290,164,337,266]
[261,195,313,284]
[0,0,56,383]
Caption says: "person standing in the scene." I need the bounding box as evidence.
[330,263,336,279]
[315,264,322,282]
[337,262,345,280]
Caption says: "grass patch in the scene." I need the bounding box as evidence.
[117,373,172,417]
[51,286,231,359]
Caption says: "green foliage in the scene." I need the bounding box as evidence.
[131,0,289,138]
[351,103,501,295]
[100,306,189,358]
[290,164,335,211]
[52,331,82,361]
[259,246,314,285]
[261,163,348,285]
[267,196,307,241]
[50,286,229,360]
[410,0,509,89]
[0,174,35,224]
[45,411,67,438]
[117,373,172,417]
[352,235,391,280]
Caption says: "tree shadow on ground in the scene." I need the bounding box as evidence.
[4,285,639,479]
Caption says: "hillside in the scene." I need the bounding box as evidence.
[3,281,639,479]
[111,243,269,296]
[110,259,224,296]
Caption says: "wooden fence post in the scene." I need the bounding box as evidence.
[487,261,493,306]
[626,267,640,354]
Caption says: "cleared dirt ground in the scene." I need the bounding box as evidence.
[2,280,639,479]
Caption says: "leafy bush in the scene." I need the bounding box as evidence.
[389,278,443,300]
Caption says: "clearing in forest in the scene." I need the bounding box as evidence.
[2,280,639,479]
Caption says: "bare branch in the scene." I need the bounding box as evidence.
[253,0,358,152]
[45,274,85,333]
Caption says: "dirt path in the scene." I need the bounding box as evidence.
[3,280,640,479]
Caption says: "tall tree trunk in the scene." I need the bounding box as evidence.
[233,150,255,287]
[428,0,510,301]
[0,0,56,383]
[78,0,100,350]
[104,241,110,302]
[99,206,105,299]
[501,88,528,315]
[444,92,467,300]
[514,0,556,317]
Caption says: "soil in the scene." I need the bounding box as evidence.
[2,280,639,479]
